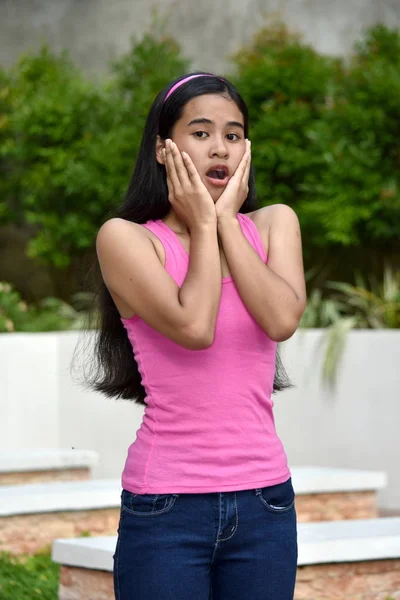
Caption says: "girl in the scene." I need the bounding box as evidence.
[94,72,306,600]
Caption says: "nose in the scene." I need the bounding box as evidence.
[209,135,229,159]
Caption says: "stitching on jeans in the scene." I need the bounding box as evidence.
[152,494,160,511]
[218,493,238,542]
[211,494,223,564]
[255,479,295,513]
[114,510,122,600]
[121,494,179,517]
[256,482,295,513]
[258,496,295,513]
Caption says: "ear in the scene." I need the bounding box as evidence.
[155,135,166,165]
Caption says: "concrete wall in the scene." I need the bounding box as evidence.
[275,329,400,513]
[0,332,60,449]
[1,329,399,511]
[1,0,400,76]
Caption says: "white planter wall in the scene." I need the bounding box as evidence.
[1,333,60,449]
[57,331,144,481]
[275,329,400,512]
[1,329,399,511]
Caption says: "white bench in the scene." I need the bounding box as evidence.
[0,467,388,556]
[291,466,387,495]
[52,516,400,569]
[0,466,386,518]
[0,478,120,555]
[0,478,119,517]
[292,466,387,522]
[52,517,400,600]
[0,449,99,485]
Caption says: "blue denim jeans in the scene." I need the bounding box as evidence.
[113,477,297,600]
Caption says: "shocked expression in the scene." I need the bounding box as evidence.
[169,94,247,201]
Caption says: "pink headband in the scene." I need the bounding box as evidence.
[164,74,217,103]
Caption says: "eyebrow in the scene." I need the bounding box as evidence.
[186,118,244,130]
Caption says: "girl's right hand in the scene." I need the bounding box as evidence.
[164,139,216,231]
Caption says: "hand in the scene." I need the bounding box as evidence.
[215,139,251,222]
[164,139,216,230]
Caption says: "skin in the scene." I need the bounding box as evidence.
[156,94,248,234]
[153,91,307,339]
[97,92,306,339]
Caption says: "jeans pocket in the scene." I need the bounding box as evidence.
[121,489,179,516]
[256,478,295,514]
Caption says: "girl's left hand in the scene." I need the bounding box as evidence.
[215,139,251,222]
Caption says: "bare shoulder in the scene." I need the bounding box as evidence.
[96,217,164,275]
[250,204,299,229]
[246,205,299,256]
[96,217,161,254]
[96,217,145,244]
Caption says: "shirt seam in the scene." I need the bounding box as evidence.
[126,326,158,489]
[238,212,268,263]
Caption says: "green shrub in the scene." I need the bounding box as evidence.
[299,288,344,329]
[0,46,117,267]
[1,22,400,292]
[0,282,88,332]
[230,23,339,213]
[230,22,400,262]
[0,67,14,225]
[0,549,59,600]
[300,266,400,383]
[300,24,400,247]
[301,267,400,332]
[0,32,188,268]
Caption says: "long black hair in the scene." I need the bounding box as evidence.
[75,72,292,406]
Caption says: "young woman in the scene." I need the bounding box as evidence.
[94,72,306,600]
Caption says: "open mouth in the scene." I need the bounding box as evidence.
[206,165,229,185]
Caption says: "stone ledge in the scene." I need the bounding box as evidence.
[0,510,119,555]
[56,561,400,600]
[0,449,99,473]
[52,517,400,570]
[53,536,115,572]
[0,467,387,518]
[52,520,400,600]
[295,560,400,599]
[295,491,378,522]
[0,492,380,555]
[298,518,400,565]
[0,468,90,486]
[292,466,387,495]
[0,468,388,554]
[0,479,120,517]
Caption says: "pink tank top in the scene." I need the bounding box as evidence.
[121,212,290,493]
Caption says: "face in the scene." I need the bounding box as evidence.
[160,94,246,201]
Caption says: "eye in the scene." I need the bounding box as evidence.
[226,133,241,141]
[193,131,208,138]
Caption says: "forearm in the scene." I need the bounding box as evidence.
[179,222,222,343]
[217,217,302,341]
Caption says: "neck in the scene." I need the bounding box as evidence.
[163,209,226,246]
[162,211,190,236]
[163,210,224,247]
